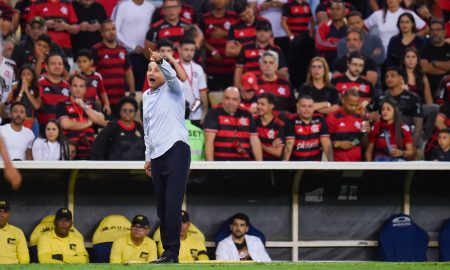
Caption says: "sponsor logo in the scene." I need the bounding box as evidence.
[392,216,412,227]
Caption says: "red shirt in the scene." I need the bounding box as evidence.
[331,74,375,101]
[257,76,295,113]
[146,18,191,49]
[37,76,70,125]
[227,16,268,46]
[255,116,287,161]
[282,1,312,36]
[97,0,119,18]
[369,120,412,159]
[236,42,287,76]
[79,71,106,104]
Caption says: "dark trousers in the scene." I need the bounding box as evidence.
[129,53,149,92]
[151,141,191,258]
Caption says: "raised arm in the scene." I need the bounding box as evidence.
[148,48,181,93]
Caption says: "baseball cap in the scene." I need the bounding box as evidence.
[181,210,190,223]
[55,208,72,220]
[131,215,150,228]
[0,200,10,211]
[241,72,259,91]
[255,20,272,32]
[30,16,45,27]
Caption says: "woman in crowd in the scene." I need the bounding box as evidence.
[386,13,424,67]
[366,98,415,161]
[32,120,70,160]
[298,57,339,116]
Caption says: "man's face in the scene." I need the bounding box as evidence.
[342,95,360,114]
[346,32,363,52]
[347,57,364,77]
[76,56,93,73]
[430,23,445,45]
[223,88,241,114]
[179,43,196,63]
[385,70,402,89]
[163,0,181,21]
[11,105,26,126]
[120,103,136,122]
[257,97,273,116]
[330,3,345,21]
[347,16,364,30]
[159,46,174,59]
[47,55,64,77]
[29,23,45,41]
[297,98,314,120]
[101,22,117,43]
[54,218,73,237]
[35,40,50,55]
[239,7,254,24]
[240,88,255,100]
[261,55,277,77]
[438,132,450,150]
[256,29,271,43]
[230,218,248,239]
[130,224,150,240]
[147,62,165,89]
[212,0,229,9]
[0,209,10,228]
[70,77,87,99]
[2,42,13,59]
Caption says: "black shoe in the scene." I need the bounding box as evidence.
[151,255,179,264]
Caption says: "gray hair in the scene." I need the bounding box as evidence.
[259,50,279,66]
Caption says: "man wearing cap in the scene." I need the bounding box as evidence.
[110,215,157,264]
[239,72,258,115]
[37,208,89,264]
[157,210,208,262]
[0,200,29,264]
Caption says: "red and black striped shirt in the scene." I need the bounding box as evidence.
[56,98,95,160]
[146,18,191,49]
[236,42,287,76]
[331,74,375,101]
[37,76,70,126]
[257,76,296,113]
[201,10,238,74]
[227,16,268,46]
[287,115,329,161]
[204,107,257,161]
[282,1,312,36]
[79,71,106,104]
[255,116,286,161]
[92,42,131,105]
[152,3,194,24]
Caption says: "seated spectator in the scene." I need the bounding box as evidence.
[333,28,378,87]
[75,49,111,116]
[326,89,370,161]
[184,103,205,161]
[37,208,88,264]
[157,211,208,262]
[257,51,295,113]
[0,102,34,161]
[239,72,258,115]
[32,120,69,160]
[283,95,333,161]
[366,98,415,161]
[315,0,348,67]
[298,57,339,115]
[57,74,108,160]
[331,51,375,106]
[0,200,29,264]
[425,102,450,160]
[234,20,288,88]
[31,34,52,77]
[368,67,423,147]
[215,213,270,262]
[204,86,263,161]
[6,64,40,134]
[431,128,450,161]
[255,92,287,161]
[110,215,157,264]
[386,12,424,67]
[91,97,144,161]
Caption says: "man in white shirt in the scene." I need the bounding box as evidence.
[178,38,208,127]
[0,40,16,122]
[0,102,34,161]
[215,213,271,262]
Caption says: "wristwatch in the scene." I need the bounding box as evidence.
[155,57,163,65]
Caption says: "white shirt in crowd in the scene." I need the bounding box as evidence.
[32,138,62,161]
[0,57,16,103]
[215,234,271,262]
[253,0,288,38]
[0,124,34,161]
[113,0,155,51]
[181,61,207,121]
[364,8,426,53]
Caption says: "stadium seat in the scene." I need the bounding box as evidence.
[438,219,450,261]
[92,215,131,263]
[215,216,266,246]
[378,214,428,262]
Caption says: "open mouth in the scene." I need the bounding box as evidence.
[149,78,156,83]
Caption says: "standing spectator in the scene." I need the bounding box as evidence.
[420,20,450,97]
[28,0,80,58]
[71,0,107,57]
[239,72,258,115]
[204,86,263,161]
[0,40,16,118]
[315,0,348,67]
[436,75,450,105]
[57,74,107,160]
[326,89,369,161]
[0,1,15,39]
[431,128,450,161]
[298,57,339,115]
[75,49,111,115]
[7,65,40,134]
[255,92,287,161]
[36,53,70,127]
[0,102,34,161]
[425,102,450,160]
[114,0,155,92]
[32,120,69,160]
[364,0,427,53]
[386,12,424,67]
[281,0,315,89]
[14,0,34,34]
[91,97,145,161]
[234,20,288,87]
[366,98,415,161]
[315,0,355,24]
[0,200,29,264]
[151,2,195,24]
[283,95,333,161]
[92,19,135,116]
[178,38,209,127]
[256,51,295,113]
[201,0,238,93]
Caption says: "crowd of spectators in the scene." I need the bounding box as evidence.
[0,0,448,162]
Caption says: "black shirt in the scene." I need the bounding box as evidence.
[333,54,377,75]
[420,42,450,96]
[298,84,339,105]
[431,147,450,161]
